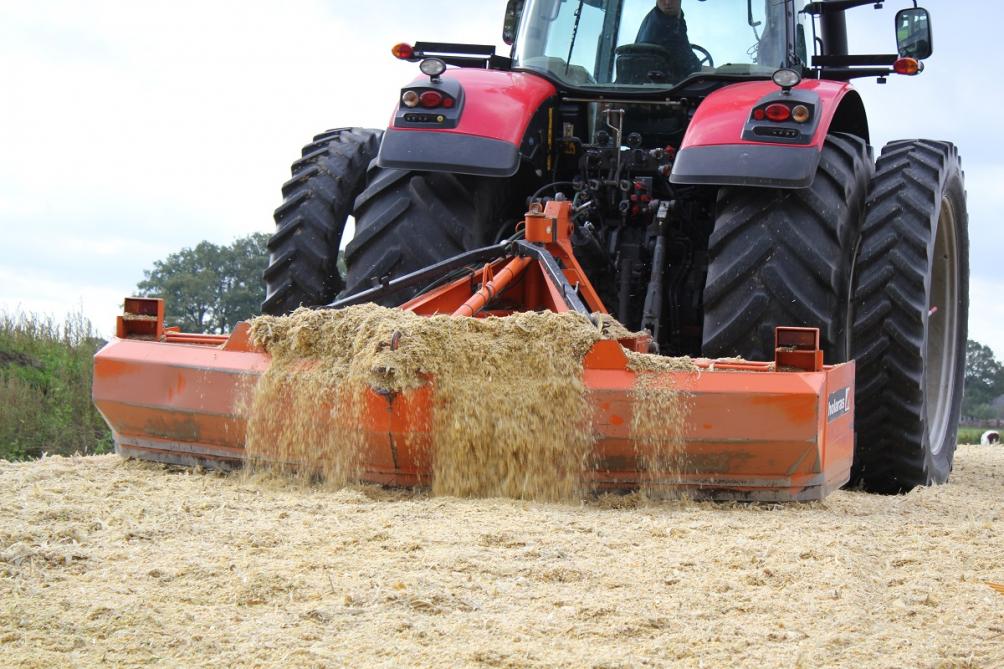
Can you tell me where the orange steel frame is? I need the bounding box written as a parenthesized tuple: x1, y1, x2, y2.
(93, 201, 856, 501)
(402, 201, 607, 318)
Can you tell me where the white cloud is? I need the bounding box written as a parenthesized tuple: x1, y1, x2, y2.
(0, 0, 508, 332)
(0, 266, 124, 337)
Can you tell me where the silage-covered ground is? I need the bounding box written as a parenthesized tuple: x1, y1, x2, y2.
(1, 446, 1002, 668)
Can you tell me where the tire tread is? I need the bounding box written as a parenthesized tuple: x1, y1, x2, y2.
(702, 133, 873, 362)
(262, 127, 383, 315)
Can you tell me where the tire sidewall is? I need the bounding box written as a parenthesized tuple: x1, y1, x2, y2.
(924, 169, 969, 483)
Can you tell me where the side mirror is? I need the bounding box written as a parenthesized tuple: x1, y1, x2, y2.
(503, 0, 525, 46)
(896, 7, 933, 60)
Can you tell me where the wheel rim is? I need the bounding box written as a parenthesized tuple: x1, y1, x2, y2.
(925, 196, 960, 455)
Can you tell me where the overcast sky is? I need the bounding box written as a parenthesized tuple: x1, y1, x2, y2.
(2, 1, 1001, 356)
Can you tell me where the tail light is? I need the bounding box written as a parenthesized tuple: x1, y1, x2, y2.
(419, 91, 443, 108)
(745, 94, 818, 144)
(400, 88, 455, 110)
(752, 103, 813, 125)
(395, 79, 462, 128)
(401, 91, 420, 108)
(765, 104, 791, 123)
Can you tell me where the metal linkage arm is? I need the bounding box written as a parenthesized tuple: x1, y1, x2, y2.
(326, 242, 511, 310)
(513, 240, 593, 317)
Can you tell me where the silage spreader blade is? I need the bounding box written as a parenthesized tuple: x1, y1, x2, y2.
(93, 201, 855, 501)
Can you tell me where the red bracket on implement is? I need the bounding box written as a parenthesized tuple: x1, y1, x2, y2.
(774, 327, 823, 372)
(117, 297, 165, 340)
(524, 203, 560, 244)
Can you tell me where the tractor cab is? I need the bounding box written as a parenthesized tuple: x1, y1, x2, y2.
(511, 0, 810, 90)
(506, 0, 935, 90)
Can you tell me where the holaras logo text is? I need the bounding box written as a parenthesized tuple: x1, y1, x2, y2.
(828, 387, 850, 421)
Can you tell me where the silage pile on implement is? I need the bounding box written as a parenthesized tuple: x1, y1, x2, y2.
(245, 305, 692, 500)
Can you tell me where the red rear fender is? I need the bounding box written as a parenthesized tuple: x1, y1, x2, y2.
(378, 69, 557, 177)
(671, 79, 868, 189)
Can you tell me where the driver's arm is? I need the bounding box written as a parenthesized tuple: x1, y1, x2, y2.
(674, 16, 702, 73)
(681, 43, 701, 73)
(636, 9, 703, 76)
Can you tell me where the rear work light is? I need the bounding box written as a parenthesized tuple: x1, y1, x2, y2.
(772, 68, 802, 90)
(419, 58, 447, 78)
(392, 43, 414, 60)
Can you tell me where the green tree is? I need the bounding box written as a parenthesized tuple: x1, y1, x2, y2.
(963, 340, 1004, 418)
(137, 233, 269, 333)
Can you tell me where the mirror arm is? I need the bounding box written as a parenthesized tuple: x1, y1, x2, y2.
(818, 66, 893, 81)
(804, 1, 889, 15)
(747, 0, 761, 28)
(813, 54, 898, 67)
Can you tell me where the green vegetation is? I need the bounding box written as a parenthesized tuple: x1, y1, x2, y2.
(0, 310, 112, 461)
(137, 233, 269, 333)
(956, 427, 986, 445)
(963, 340, 1004, 421)
(1, 232, 268, 462)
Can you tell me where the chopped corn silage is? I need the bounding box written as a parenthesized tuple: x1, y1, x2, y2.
(246, 305, 620, 501)
(1, 446, 1002, 668)
(629, 368, 694, 498)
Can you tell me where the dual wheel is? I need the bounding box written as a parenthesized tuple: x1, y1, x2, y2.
(703, 135, 968, 493)
(263, 129, 969, 494)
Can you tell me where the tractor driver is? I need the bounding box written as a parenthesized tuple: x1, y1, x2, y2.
(635, 0, 702, 78)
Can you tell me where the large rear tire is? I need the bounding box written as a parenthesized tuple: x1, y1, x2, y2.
(702, 133, 873, 363)
(343, 167, 512, 304)
(851, 140, 969, 493)
(262, 128, 382, 315)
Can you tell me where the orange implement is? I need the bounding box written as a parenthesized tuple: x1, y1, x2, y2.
(94, 320, 854, 502)
(93, 201, 856, 501)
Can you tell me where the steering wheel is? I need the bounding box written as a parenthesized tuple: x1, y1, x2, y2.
(690, 43, 714, 68)
(614, 43, 715, 80)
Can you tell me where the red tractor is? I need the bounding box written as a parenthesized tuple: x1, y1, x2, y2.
(261, 0, 967, 493)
